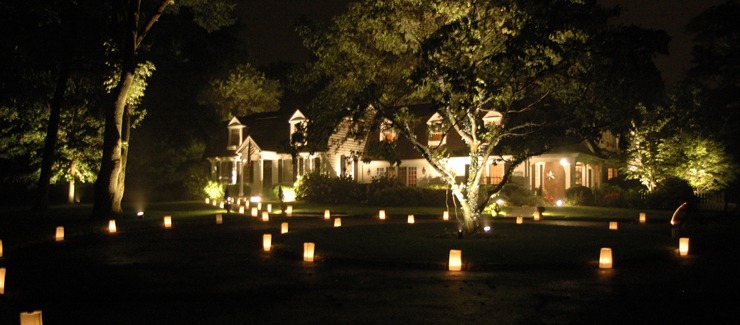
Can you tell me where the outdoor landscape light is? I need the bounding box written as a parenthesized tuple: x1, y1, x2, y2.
(286, 205, 293, 216)
(281, 222, 289, 234)
(324, 209, 331, 220)
(639, 212, 646, 223)
(137, 211, 144, 217)
(556, 200, 563, 207)
(263, 234, 272, 252)
(262, 211, 269, 222)
(407, 214, 415, 224)
(449, 250, 462, 271)
(516, 216, 523, 224)
(609, 221, 618, 230)
(205, 198, 210, 204)
(108, 220, 117, 233)
(334, 218, 342, 227)
(212, 200, 217, 206)
(599, 248, 613, 269)
(219, 202, 224, 209)
(216, 214, 223, 224)
(483, 226, 491, 232)
(239, 206, 245, 214)
(55, 227, 64, 241)
(379, 210, 386, 220)
(679, 237, 690, 256)
(267, 204, 272, 213)
(442, 211, 449, 221)
(0, 239, 3, 258)
(164, 216, 172, 228)
(0, 267, 5, 294)
(251, 207, 258, 217)
(304, 242, 315, 262)
(19, 310, 43, 325)
(533, 211, 541, 221)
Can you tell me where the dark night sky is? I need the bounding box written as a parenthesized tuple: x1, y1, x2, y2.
(237, 0, 725, 86)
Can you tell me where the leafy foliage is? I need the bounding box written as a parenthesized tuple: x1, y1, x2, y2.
(200, 63, 282, 120)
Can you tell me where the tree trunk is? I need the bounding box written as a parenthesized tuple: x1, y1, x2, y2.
(36, 64, 71, 210)
(68, 160, 77, 204)
(91, 69, 134, 219)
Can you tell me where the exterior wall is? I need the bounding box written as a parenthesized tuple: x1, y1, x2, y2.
(326, 119, 367, 179)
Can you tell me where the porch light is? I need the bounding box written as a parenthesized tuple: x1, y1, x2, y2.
(639, 212, 646, 223)
(281, 222, 289, 234)
(379, 210, 386, 220)
(251, 207, 258, 217)
(442, 211, 449, 221)
(263, 234, 272, 252)
(679, 237, 690, 256)
(304, 242, 315, 262)
(0, 267, 5, 294)
(286, 205, 293, 216)
(108, 220, 117, 233)
(609, 221, 618, 230)
(19, 310, 43, 325)
(55, 227, 64, 241)
(449, 249, 462, 271)
(516, 216, 523, 224)
(334, 218, 342, 227)
(216, 214, 223, 224)
(560, 158, 569, 166)
(324, 209, 331, 220)
(262, 211, 269, 222)
(599, 248, 613, 269)
(407, 214, 415, 224)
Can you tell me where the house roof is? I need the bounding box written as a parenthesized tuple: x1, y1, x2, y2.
(238, 111, 292, 153)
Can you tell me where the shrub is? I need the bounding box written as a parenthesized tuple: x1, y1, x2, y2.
(565, 186, 595, 206)
(295, 173, 364, 204)
(592, 184, 626, 208)
(497, 183, 541, 206)
(646, 177, 696, 209)
(367, 186, 447, 207)
(203, 181, 224, 200)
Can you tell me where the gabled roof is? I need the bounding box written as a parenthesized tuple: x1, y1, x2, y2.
(238, 110, 292, 153)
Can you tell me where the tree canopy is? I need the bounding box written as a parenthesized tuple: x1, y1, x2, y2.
(298, 0, 665, 233)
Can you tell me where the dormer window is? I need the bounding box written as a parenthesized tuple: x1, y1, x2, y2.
(380, 119, 397, 143)
(227, 117, 245, 150)
(289, 109, 308, 146)
(426, 113, 446, 146)
(482, 110, 503, 126)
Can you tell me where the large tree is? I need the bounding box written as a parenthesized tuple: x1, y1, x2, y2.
(299, 0, 664, 234)
(92, 0, 236, 218)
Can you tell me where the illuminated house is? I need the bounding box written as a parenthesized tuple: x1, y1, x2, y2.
(207, 107, 619, 202)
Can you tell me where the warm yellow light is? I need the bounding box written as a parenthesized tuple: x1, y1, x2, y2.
(0, 239, 3, 258)
(334, 218, 342, 227)
(263, 234, 272, 252)
(262, 211, 269, 222)
(407, 214, 415, 224)
(55, 226, 64, 242)
(212, 200, 217, 206)
(238, 206, 245, 214)
(250, 196, 261, 203)
(449, 249, 462, 271)
(108, 220, 117, 233)
(304, 242, 315, 262)
(639, 212, 646, 223)
(251, 207, 258, 217)
(281, 222, 289, 234)
(324, 209, 331, 220)
(599, 247, 613, 269)
(267, 204, 272, 213)
(286, 205, 293, 216)
(216, 214, 223, 224)
(257, 202, 262, 210)
(378, 210, 386, 220)
(219, 202, 225, 209)
(516, 216, 523, 224)
(163, 216, 172, 228)
(0, 267, 5, 295)
(609, 221, 618, 230)
(679, 237, 690, 256)
(533, 211, 541, 221)
(205, 198, 210, 204)
(19, 310, 43, 325)
(443, 211, 449, 221)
